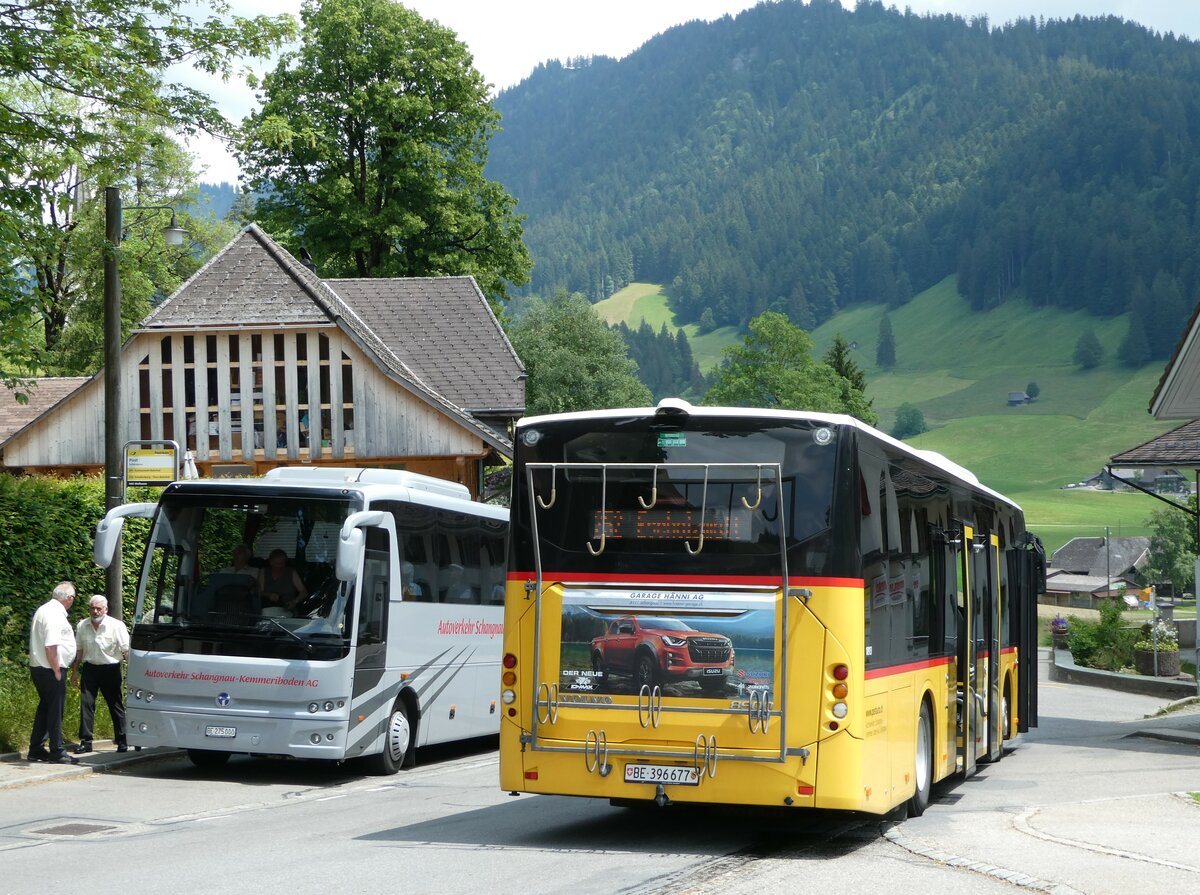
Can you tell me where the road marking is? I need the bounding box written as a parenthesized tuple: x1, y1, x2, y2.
(884, 823, 1075, 894)
(1013, 805, 1200, 873)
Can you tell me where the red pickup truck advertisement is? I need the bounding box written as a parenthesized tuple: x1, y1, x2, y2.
(558, 588, 775, 700)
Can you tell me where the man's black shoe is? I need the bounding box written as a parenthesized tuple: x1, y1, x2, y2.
(47, 754, 79, 765)
(74, 743, 92, 754)
(115, 744, 128, 753)
(26, 751, 49, 762)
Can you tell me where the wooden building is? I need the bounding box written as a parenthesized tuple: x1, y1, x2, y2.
(0, 225, 525, 497)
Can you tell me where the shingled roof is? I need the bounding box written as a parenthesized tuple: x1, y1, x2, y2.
(1110, 419, 1200, 468)
(0, 378, 88, 444)
(325, 277, 524, 415)
(1049, 536, 1150, 578)
(138, 224, 521, 453)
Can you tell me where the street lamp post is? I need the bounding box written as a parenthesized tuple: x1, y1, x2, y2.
(102, 186, 187, 616)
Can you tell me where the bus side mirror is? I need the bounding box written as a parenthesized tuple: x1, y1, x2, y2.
(93, 503, 157, 568)
(336, 528, 364, 581)
(336, 510, 387, 581)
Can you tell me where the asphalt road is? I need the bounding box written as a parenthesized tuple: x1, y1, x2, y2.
(1, 653, 1197, 895)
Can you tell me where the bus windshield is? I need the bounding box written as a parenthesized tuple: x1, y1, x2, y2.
(513, 415, 846, 578)
(133, 489, 361, 660)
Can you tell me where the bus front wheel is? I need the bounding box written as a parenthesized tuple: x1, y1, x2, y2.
(908, 702, 933, 817)
(370, 700, 415, 775)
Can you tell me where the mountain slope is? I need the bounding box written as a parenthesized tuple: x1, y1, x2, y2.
(490, 0, 1200, 359)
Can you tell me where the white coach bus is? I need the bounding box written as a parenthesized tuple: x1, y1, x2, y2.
(94, 467, 507, 772)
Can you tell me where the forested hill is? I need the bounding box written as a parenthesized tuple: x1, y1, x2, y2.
(488, 0, 1200, 363)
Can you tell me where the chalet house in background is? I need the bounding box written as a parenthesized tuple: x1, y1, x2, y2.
(1042, 535, 1150, 609)
(0, 225, 525, 498)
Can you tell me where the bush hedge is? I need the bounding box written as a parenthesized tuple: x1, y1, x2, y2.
(0, 473, 150, 751)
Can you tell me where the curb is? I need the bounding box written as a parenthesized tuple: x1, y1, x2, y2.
(1049, 647, 1198, 700)
(0, 745, 180, 791)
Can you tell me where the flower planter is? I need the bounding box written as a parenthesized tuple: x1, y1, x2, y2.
(1134, 647, 1180, 677)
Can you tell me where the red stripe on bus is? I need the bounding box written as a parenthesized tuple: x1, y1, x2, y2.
(506, 571, 865, 588)
(864, 656, 952, 679)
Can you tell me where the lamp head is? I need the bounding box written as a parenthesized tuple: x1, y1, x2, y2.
(162, 212, 188, 247)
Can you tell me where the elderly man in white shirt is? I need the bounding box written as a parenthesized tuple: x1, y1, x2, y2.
(27, 581, 78, 764)
(70, 594, 131, 754)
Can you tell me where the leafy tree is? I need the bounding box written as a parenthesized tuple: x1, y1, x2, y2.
(891, 403, 927, 440)
(876, 315, 896, 369)
(1025, 381, 1040, 400)
(0, 1, 294, 382)
(507, 291, 651, 415)
(1144, 495, 1197, 596)
(1073, 329, 1103, 369)
(703, 311, 878, 425)
(239, 0, 530, 307)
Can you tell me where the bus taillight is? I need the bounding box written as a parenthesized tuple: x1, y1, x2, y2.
(828, 663, 850, 730)
(503, 653, 517, 668)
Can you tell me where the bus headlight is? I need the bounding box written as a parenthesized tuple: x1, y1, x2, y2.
(308, 702, 319, 713)
(501, 689, 516, 704)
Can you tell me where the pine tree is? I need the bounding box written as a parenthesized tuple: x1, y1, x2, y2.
(824, 333, 868, 393)
(1119, 314, 1151, 368)
(1073, 330, 1103, 369)
(876, 315, 896, 369)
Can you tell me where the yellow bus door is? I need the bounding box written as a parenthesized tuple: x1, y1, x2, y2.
(983, 533, 1004, 762)
(956, 524, 981, 776)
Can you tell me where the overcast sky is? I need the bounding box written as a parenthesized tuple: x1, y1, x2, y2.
(180, 0, 1200, 184)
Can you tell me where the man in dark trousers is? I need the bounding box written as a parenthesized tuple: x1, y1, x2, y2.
(27, 581, 78, 764)
(70, 594, 130, 753)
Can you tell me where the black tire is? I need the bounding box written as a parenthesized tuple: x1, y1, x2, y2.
(591, 651, 609, 683)
(907, 702, 933, 817)
(368, 699, 415, 775)
(187, 748, 231, 770)
(633, 652, 657, 689)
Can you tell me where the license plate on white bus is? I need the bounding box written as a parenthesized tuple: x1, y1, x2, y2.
(205, 726, 236, 738)
(624, 763, 700, 785)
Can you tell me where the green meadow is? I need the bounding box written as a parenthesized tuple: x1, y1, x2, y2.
(596, 278, 1180, 556)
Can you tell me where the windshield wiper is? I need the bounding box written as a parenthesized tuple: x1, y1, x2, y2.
(145, 623, 187, 645)
(259, 616, 313, 655)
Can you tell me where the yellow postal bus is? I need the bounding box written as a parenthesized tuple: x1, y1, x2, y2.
(499, 400, 1043, 815)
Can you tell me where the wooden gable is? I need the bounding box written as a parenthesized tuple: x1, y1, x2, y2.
(0, 225, 521, 496)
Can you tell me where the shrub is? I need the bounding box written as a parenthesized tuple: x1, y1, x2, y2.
(0, 664, 114, 754)
(0, 473, 147, 750)
(1066, 599, 1137, 671)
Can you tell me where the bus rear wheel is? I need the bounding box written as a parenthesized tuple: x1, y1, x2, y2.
(369, 700, 415, 775)
(187, 748, 231, 770)
(908, 702, 933, 817)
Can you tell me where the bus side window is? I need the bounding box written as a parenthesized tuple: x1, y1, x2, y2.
(358, 529, 390, 643)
